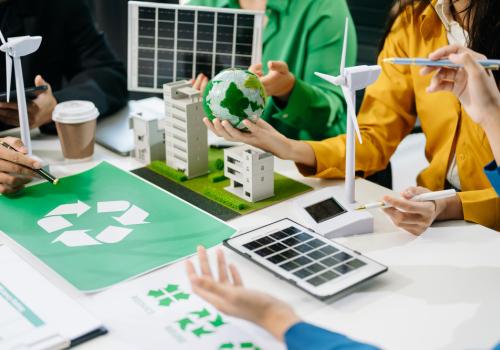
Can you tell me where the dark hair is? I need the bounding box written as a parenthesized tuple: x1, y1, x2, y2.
(380, 0, 500, 83)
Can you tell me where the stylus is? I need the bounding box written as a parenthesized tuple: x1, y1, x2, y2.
(0, 141, 59, 185)
(383, 58, 500, 70)
(356, 189, 457, 210)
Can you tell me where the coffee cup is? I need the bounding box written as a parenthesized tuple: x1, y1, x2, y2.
(52, 101, 99, 160)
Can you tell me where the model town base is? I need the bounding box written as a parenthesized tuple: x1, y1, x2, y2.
(133, 148, 312, 221)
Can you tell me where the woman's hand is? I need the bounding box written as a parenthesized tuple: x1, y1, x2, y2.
(203, 117, 316, 166)
(422, 45, 500, 127)
(186, 246, 300, 341)
(382, 186, 461, 235)
(249, 61, 296, 104)
(0, 137, 40, 194)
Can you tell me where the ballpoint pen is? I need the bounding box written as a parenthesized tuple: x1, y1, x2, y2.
(356, 189, 457, 210)
(0, 141, 59, 185)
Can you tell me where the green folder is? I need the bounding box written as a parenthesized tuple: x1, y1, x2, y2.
(0, 162, 236, 292)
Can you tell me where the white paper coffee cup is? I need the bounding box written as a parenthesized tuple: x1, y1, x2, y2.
(52, 101, 99, 160)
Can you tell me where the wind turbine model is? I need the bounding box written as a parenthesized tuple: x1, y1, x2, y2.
(315, 18, 381, 204)
(0, 30, 42, 156)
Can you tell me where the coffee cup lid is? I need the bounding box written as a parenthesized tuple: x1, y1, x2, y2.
(52, 101, 99, 124)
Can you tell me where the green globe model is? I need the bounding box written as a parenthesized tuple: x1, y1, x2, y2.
(203, 69, 266, 129)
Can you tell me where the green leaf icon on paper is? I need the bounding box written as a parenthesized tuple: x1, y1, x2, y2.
(218, 342, 262, 350)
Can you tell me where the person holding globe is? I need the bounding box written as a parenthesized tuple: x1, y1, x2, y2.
(204, 0, 500, 233)
(188, 0, 357, 142)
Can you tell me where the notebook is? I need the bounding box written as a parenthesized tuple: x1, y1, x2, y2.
(0, 245, 106, 350)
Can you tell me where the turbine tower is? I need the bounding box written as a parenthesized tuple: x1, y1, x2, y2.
(0, 30, 42, 156)
(315, 18, 381, 204)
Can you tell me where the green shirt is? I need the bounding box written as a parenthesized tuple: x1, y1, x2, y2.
(188, 0, 357, 140)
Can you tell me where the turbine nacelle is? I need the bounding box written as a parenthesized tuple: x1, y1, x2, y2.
(0, 36, 42, 57)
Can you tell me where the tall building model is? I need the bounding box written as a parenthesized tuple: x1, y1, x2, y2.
(224, 145, 274, 202)
(160, 81, 208, 179)
(129, 112, 165, 164)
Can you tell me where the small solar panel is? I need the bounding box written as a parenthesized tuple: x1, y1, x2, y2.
(128, 1, 265, 93)
(224, 219, 388, 299)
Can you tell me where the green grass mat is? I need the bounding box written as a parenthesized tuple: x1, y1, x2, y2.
(147, 148, 312, 216)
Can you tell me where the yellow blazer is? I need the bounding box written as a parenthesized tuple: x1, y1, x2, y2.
(301, 3, 500, 230)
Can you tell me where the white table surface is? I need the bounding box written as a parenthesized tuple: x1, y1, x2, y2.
(2, 133, 499, 350)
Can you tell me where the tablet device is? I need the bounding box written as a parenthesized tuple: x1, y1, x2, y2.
(224, 219, 387, 299)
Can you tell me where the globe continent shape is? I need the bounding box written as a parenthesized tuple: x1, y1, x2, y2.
(203, 69, 266, 129)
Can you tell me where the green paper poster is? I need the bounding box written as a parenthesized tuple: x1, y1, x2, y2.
(0, 162, 236, 292)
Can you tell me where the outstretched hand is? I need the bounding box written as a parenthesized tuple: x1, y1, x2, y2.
(186, 246, 300, 341)
(249, 61, 296, 103)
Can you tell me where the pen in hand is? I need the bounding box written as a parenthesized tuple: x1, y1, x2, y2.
(0, 141, 59, 185)
(356, 189, 457, 210)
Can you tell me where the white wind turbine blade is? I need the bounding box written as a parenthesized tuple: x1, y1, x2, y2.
(342, 85, 362, 144)
(0, 30, 10, 102)
(339, 17, 349, 74)
(0, 29, 6, 45)
(6, 54, 11, 102)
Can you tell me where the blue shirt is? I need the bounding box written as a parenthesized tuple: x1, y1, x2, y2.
(285, 322, 499, 350)
(285, 322, 380, 350)
(485, 161, 500, 196)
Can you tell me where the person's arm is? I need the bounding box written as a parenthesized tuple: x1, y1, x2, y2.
(285, 322, 380, 350)
(49, 0, 127, 117)
(186, 246, 380, 350)
(261, 0, 357, 140)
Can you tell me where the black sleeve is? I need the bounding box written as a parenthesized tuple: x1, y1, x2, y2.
(51, 0, 127, 118)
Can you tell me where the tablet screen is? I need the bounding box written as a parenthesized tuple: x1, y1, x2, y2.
(305, 198, 347, 223)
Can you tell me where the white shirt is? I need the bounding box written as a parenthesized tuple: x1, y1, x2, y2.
(435, 0, 468, 190)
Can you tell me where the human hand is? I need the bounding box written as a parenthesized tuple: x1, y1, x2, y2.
(186, 246, 300, 341)
(382, 187, 446, 235)
(191, 73, 209, 94)
(0, 75, 57, 129)
(249, 61, 296, 103)
(422, 45, 500, 127)
(0, 137, 41, 194)
(204, 117, 299, 160)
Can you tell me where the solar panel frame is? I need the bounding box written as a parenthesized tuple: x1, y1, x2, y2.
(128, 1, 265, 93)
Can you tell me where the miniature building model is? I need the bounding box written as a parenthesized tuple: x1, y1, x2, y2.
(160, 81, 208, 179)
(224, 145, 274, 202)
(130, 112, 165, 164)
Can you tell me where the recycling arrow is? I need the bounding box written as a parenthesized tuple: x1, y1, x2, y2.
(165, 284, 179, 293)
(192, 327, 213, 338)
(38, 216, 72, 233)
(46, 201, 90, 218)
(97, 201, 131, 213)
(210, 314, 226, 328)
(173, 292, 190, 301)
(113, 205, 149, 225)
(177, 318, 193, 331)
(148, 290, 164, 298)
(52, 230, 102, 247)
(191, 308, 210, 319)
(95, 226, 133, 244)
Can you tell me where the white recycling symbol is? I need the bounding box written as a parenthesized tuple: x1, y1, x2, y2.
(37, 201, 150, 248)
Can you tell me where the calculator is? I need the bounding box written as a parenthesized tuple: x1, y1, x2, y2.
(224, 219, 387, 299)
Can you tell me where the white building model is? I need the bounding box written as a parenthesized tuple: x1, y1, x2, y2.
(160, 81, 208, 179)
(130, 112, 165, 164)
(224, 145, 274, 202)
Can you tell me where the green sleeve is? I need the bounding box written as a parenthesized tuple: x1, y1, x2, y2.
(266, 1, 357, 139)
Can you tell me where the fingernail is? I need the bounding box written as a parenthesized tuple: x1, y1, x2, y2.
(18, 146, 27, 153)
(33, 162, 41, 169)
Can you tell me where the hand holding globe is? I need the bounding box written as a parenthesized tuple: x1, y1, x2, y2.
(202, 69, 267, 130)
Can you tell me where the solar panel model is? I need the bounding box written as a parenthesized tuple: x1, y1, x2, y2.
(224, 219, 387, 299)
(128, 1, 265, 93)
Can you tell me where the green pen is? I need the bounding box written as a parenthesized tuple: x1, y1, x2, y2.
(0, 141, 59, 185)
